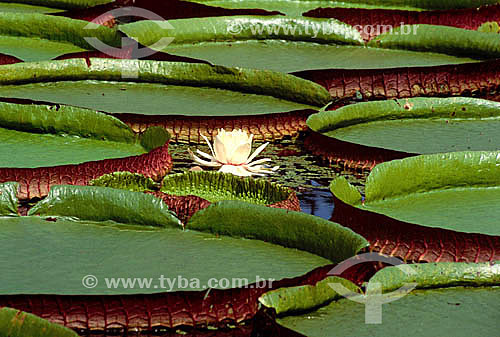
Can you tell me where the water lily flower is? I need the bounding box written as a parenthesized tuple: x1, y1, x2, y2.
(188, 129, 279, 176)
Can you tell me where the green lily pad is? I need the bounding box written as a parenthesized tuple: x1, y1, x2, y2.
(277, 261, 500, 337)
(0, 59, 329, 115)
(119, 17, 478, 72)
(161, 171, 293, 205)
(368, 261, 500, 293)
(369, 24, 500, 59)
(307, 97, 500, 154)
(330, 151, 500, 236)
(0, 0, 114, 10)
(0, 307, 78, 337)
(259, 276, 361, 315)
(28, 185, 181, 228)
(0, 13, 120, 61)
(181, 0, 500, 16)
(0, 182, 19, 216)
(90, 172, 160, 192)
(278, 287, 500, 336)
(0, 216, 330, 294)
(187, 200, 369, 263)
(0, 102, 165, 168)
(0, 2, 64, 13)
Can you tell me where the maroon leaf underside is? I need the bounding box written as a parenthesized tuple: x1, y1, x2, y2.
(331, 195, 500, 263)
(147, 188, 301, 225)
(305, 5, 500, 41)
(0, 142, 172, 200)
(296, 59, 500, 102)
(0, 262, 374, 333)
(119, 110, 312, 144)
(0, 53, 22, 65)
(303, 131, 413, 171)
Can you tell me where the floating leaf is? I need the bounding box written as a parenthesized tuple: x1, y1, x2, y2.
(0, 307, 78, 337)
(187, 200, 369, 263)
(28, 185, 181, 227)
(90, 172, 160, 192)
(0, 13, 120, 61)
(0, 182, 19, 216)
(307, 97, 500, 155)
(119, 16, 479, 72)
(331, 151, 500, 236)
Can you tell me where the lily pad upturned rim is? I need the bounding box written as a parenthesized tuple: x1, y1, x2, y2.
(330, 150, 500, 236)
(369, 24, 500, 59)
(0, 0, 115, 9)
(307, 97, 500, 134)
(0, 58, 331, 107)
(0, 182, 19, 216)
(0, 12, 120, 61)
(118, 15, 364, 47)
(180, 0, 500, 14)
(161, 171, 296, 205)
(187, 200, 369, 264)
(28, 184, 181, 228)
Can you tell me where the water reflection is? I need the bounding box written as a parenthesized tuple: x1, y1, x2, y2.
(297, 180, 335, 220)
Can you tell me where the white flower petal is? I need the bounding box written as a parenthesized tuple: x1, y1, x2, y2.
(201, 134, 216, 158)
(245, 142, 269, 164)
(227, 141, 252, 165)
(188, 149, 221, 167)
(196, 149, 215, 161)
(247, 158, 272, 166)
(218, 164, 253, 176)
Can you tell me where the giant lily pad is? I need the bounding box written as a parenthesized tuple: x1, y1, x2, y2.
(161, 171, 297, 205)
(0, 102, 171, 199)
(0, 307, 78, 337)
(0, 0, 114, 9)
(0, 58, 329, 142)
(119, 16, 480, 73)
(0, 216, 332, 295)
(330, 151, 500, 236)
(0, 2, 64, 13)
(271, 261, 500, 337)
(0, 13, 120, 61)
(187, 200, 369, 264)
(28, 185, 182, 227)
(307, 97, 500, 155)
(180, 0, 500, 16)
(0, 182, 19, 216)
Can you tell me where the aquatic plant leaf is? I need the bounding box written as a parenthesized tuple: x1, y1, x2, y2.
(0, 307, 78, 337)
(28, 185, 181, 227)
(369, 24, 500, 59)
(187, 200, 369, 264)
(307, 97, 500, 154)
(368, 261, 500, 293)
(306, 6, 500, 41)
(181, 0, 500, 16)
(0, 59, 330, 107)
(90, 172, 159, 192)
(0, 13, 120, 61)
(161, 171, 294, 205)
(278, 286, 500, 336)
(259, 276, 360, 315)
(0, 2, 64, 13)
(0, 216, 329, 295)
(331, 151, 500, 236)
(0, 182, 19, 216)
(119, 17, 478, 72)
(0, 0, 114, 9)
